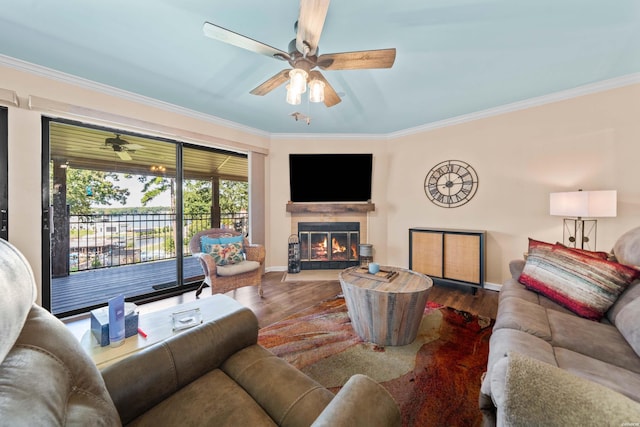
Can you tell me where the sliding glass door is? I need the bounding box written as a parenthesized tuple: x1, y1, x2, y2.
(181, 144, 249, 283)
(43, 118, 249, 317)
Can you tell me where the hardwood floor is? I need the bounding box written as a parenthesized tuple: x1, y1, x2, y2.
(139, 271, 499, 328)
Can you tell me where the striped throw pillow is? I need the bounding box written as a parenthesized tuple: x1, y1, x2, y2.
(519, 244, 640, 320)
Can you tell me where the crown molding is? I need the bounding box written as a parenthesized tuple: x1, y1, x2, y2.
(0, 54, 269, 138)
(2, 54, 639, 141)
(270, 131, 390, 140)
(389, 73, 640, 139)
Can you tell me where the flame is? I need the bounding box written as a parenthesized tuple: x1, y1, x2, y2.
(332, 237, 346, 254)
(351, 243, 357, 258)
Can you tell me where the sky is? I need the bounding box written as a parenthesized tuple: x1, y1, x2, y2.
(93, 173, 172, 209)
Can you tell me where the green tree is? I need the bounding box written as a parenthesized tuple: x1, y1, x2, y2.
(139, 176, 174, 211)
(183, 180, 212, 216)
(168, 179, 248, 215)
(66, 168, 129, 214)
(219, 180, 248, 212)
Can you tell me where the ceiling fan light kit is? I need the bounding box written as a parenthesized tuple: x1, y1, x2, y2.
(202, 0, 396, 110)
(289, 68, 308, 94)
(286, 71, 326, 105)
(285, 84, 302, 105)
(308, 79, 325, 103)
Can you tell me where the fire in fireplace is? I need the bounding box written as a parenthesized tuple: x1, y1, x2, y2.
(298, 222, 360, 270)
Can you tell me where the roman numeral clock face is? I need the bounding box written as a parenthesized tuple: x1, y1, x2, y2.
(424, 160, 479, 208)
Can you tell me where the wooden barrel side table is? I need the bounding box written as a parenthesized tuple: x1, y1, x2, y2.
(339, 266, 433, 346)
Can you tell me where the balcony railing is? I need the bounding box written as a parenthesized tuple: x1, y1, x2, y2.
(67, 212, 248, 272)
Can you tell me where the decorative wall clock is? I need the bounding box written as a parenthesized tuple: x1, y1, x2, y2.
(424, 160, 479, 208)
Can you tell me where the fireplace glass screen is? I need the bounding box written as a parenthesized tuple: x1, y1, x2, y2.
(298, 222, 360, 270)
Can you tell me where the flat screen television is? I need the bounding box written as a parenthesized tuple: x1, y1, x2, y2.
(289, 153, 373, 202)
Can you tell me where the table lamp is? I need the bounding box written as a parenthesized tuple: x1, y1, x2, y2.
(549, 190, 617, 250)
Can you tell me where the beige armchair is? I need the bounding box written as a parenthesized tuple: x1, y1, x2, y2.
(189, 228, 265, 298)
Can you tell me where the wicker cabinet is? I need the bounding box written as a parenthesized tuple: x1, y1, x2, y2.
(409, 228, 486, 291)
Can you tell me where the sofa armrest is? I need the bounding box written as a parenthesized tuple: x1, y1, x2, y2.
(492, 352, 640, 427)
(509, 259, 525, 280)
(101, 296, 258, 424)
(311, 374, 401, 427)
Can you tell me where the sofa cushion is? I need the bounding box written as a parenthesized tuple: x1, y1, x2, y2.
(498, 280, 539, 305)
(128, 369, 277, 426)
(519, 244, 639, 320)
(608, 280, 640, 325)
(222, 345, 335, 426)
(613, 226, 640, 268)
(217, 260, 260, 277)
(209, 242, 245, 266)
(493, 297, 552, 341)
(555, 348, 640, 403)
(616, 297, 640, 359)
(481, 328, 557, 397)
(546, 309, 640, 374)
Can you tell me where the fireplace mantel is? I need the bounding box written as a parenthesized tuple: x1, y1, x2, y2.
(286, 202, 375, 214)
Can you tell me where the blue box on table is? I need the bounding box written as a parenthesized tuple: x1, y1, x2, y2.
(90, 302, 139, 347)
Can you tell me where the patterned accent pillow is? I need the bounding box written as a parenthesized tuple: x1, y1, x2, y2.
(519, 244, 640, 320)
(209, 242, 244, 266)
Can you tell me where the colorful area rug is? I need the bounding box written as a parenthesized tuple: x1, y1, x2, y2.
(258, 296, 493, 427)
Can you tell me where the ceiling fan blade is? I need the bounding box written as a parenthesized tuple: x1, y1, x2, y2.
(123, 144, 144, 151)
(296, 0, 330, 56)
(317, 48, 396, 70)
(250, 69, 291, 96)
(308, 71, 341, 107)
(117, 151, 132, 161)
(203, 22, 290, 60)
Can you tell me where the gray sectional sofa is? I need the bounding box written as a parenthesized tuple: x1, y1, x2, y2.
(480, 226, 640, 426)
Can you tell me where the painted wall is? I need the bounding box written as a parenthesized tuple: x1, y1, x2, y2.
(3, 61, 639, 302)
(1, 63, 269, 305)
(270, 84, 640, 286)
(267, 137, 390, 272)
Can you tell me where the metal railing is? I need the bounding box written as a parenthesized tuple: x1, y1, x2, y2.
(68, 212, 248, 272)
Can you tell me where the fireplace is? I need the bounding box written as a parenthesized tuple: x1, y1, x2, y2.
(298, 222, 360, 270)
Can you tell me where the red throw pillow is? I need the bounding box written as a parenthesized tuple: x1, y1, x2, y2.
(527, 238, 609, 260)
(519, 243, 640, 320)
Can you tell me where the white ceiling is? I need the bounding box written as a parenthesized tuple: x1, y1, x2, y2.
(1, 0, 639, 135)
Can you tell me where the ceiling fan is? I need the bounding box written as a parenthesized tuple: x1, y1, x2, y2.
(103, 135, 144, 161)
(202, 0, 396, 107)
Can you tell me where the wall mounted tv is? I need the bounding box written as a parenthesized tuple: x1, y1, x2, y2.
(289, 153, 373, 203)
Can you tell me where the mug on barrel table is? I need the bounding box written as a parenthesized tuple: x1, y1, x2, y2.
(368, 262, 380, 274)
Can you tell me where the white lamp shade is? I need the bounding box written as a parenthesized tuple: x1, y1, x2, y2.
(549, 190, 617, 218)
